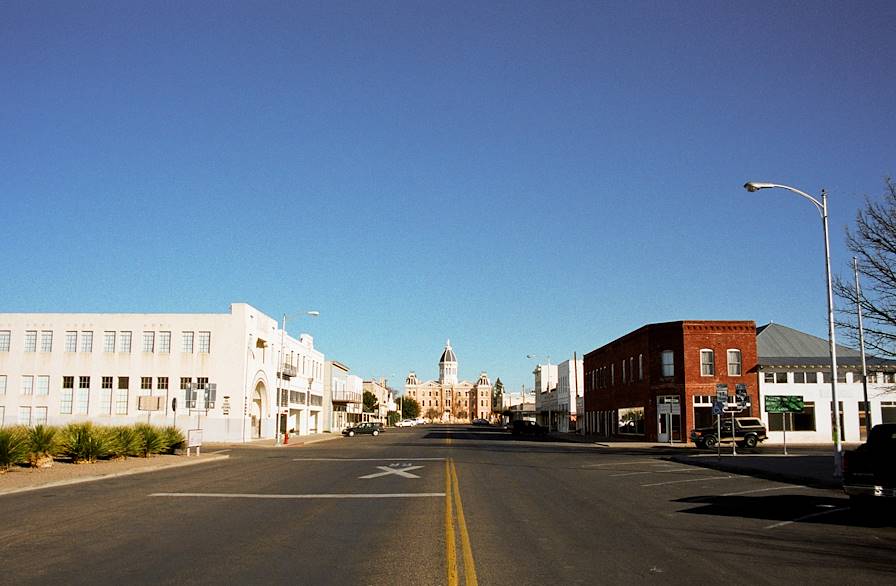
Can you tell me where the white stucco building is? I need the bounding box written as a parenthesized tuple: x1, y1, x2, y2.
(0, 303, 326, 442)
(533, 359, 582, 432)
(326, 360, 363, 431)
(757, 323, 896, 444)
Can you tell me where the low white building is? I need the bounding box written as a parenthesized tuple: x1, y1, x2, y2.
(757, 323, 896, 444)
(326, 360, 363, 432)
(534, 360, 582, 432)
(0, 303, 326, 443)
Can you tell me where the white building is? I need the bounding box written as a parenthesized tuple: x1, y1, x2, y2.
(757, 323, 896, 444)
(0, 303, 326, 443)
(533, 360, 582, 432)
(325, 360, 363, 431)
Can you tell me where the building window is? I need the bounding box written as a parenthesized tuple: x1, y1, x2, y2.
(34, 406, 48, 426)
(36, 375, 49, 396)
(198, 331, 211, 353)
(61, 376, 74, 414)
(661, 350, 674, 378)
(22, 375, 34, 395)
(142, 332, 155, 353)
(881, 402, 896, 424)
(180, 377, 192, 391)
(65, 331, 78, 352)
(118, 331, 132, 353)
(141, 376, 152, 390)
(159, 331, 171, 353)
(103, 331, 115, 352)
(77, 376, 90, 415)
(157, 377, 169, 391)
(116, 377, 129, 415)
(768, 402, 816, 431)
(699, 350, 715, 376)
(25, 331, 37, 352)
(0, 375, 6, 395)
(638, 354, 644, 381)
(0, 330, 10, 352)
(182, 332, 194, 353)
(727, 350, 742, 376)
(18, 406, 32, 426)
(40, 331, 53, 352)
(101, 376, 113, 415)
(81, 331, 93, 352)
(793, 371, 809, 384)
(621, 360, 626, 383)
(618, 407, 645, 435)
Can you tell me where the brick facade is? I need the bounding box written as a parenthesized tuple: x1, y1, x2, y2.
(582, 321, 757, 442)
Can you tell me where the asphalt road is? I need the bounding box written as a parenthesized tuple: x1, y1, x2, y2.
(1, 425, 894, 585)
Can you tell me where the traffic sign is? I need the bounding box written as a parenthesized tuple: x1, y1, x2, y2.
(765, 395, 805, 413)
(715, 383, 728, 402)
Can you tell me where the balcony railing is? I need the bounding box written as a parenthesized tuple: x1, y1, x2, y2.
(332, 390, 362, 404)
(280, 363, 298, 378)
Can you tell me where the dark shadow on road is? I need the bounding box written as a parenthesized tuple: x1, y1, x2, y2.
(675, 493, 896, 528)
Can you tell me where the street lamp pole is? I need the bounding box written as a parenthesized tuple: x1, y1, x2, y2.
(275, 310, 319, 446)
(744, 182, 843, 477)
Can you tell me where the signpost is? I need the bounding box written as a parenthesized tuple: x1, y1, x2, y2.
(765, 395, 805, 455)
(715, 385, 728, 459)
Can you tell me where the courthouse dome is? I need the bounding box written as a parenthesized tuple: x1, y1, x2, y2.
(439, 339, 457, 364)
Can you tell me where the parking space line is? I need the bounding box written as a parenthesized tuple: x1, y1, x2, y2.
(150, 492, 445, 499)
(764, 507, 849, 529)
(641, 476, 735, 487)
(582, 460, 660, 468)
(293, 458, 446, 462)
(722, 485, 809, 496)
(610, 468, 697, 477)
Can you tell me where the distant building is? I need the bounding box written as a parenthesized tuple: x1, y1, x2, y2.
(532, 359, 583, 432)
(0, 303, 325, 442)
(756, 323, 896, 443)
(404, 340, 492, 422)
(583, 321, 758, 442)
(325, 360, 363, 432)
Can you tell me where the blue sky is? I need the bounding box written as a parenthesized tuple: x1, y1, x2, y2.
(2, 1, 894, 396)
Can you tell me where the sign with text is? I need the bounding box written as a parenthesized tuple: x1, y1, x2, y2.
(765, 395, 805, 413)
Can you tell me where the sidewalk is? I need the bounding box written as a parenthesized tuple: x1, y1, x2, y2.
(204, 431, 343, 450)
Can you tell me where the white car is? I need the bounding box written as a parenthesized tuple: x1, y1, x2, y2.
(396, 419, 417, 427)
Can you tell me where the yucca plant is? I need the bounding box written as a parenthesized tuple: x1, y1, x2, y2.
(26, 424, 58, 468)
(160, 426, 185, 454)
(133, 423, 166, 457)
(0, 426, 29, 471)
(107, 426, 141, 458)
(59, 422, 110, 463)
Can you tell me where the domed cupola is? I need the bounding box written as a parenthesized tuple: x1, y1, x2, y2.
(439, 339, 458, 385)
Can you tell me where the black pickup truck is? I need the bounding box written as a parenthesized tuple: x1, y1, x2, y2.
(843, 423, 896, 504)
(690, 417, 768, 449)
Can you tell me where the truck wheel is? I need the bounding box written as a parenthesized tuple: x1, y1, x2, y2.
(372, 430, 379, 436)
(348, 431, 355, 437)
(743, 435, 758, 448)
(703, 435, 718, 449)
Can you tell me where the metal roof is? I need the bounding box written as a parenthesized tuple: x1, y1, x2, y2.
(756, 322, 895, 368)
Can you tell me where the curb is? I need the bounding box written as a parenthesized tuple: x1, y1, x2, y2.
(0, 454, 230, 497)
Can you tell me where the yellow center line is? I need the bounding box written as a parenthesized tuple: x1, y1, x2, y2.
(445, 459, 458, 586)
(451, 459, 478, 586)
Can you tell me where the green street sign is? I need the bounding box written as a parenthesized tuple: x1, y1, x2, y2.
(765, 395, 804, 413)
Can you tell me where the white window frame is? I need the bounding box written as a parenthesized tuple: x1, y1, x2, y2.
(40, 331, 53, 352)
(0, 330, 10, 352)
(18, 406, 32, 426)
(103, 331, 115, 352)
(182, 331, 194, 353)
(0, 375, 6, 395)
(198, 331, 211, 353)
(159, 331, 171, 353)
(80, 331, 93, 352)
(33, 406, 48, 426)
(22, 375, 34, 395)
(700, 349, 715, 377)
(25, 331, 37, 352)
(65, 331, 78, 352)
(36, 375, 49, 396)
(118, 331, 132, 353)
(661, 350, 674, 378)
(142, 331, 155, 353)
(727, 349, 742, 376)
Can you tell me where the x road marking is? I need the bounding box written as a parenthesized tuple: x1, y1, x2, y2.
(359, 464, 424, 479)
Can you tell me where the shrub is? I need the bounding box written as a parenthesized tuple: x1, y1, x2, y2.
(161, 426, 185, 453)
(107, 426, 141, 458)
(0, 426, 29, 471)
(59, 422, 110, 463)
(133, 423, 166, 457)
(26, 425, 59, 468)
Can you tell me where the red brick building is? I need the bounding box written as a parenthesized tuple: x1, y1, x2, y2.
(582, 321, 758, 442)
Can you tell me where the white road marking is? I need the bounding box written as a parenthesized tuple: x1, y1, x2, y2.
(610, 468, 697, 477)
(642, 475, 735, 487)
(150, 492, 444, 499)
(359, 465, 424, 479)
(582, 460, 660, 468)
(764, 507, 849, 529)
(293, 458, 446, 462)
(722, 485, 809, 496)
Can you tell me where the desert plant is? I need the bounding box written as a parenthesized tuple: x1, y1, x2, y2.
(160, 426, 185, 453)
(26, 424, 58, 468)
(59, 422, 110, 463)
(133, 423, 166, 457)
(0, 426, 30, 471)
(107, 426, 141, 458)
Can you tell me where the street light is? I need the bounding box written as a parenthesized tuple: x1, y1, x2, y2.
(276, 310, 320, 446)
(743, 181, 843, 477)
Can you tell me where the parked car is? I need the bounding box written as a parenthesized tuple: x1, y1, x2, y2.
(511, 420, 548, 436)
(342, 422, 385, 437)
(690, 417, 768, 449)
(395, 419, 417, 427)
(472, 418, 490, 426)
(414, 417, 426, 425)
(843, 423, 896, 506)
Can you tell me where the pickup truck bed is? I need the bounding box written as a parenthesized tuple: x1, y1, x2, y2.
(843, 423, 896, 500)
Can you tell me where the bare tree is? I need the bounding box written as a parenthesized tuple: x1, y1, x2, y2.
(834, 177, 896, 358)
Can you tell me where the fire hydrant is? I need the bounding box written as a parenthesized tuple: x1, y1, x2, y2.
(283, 432, 289, 444)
